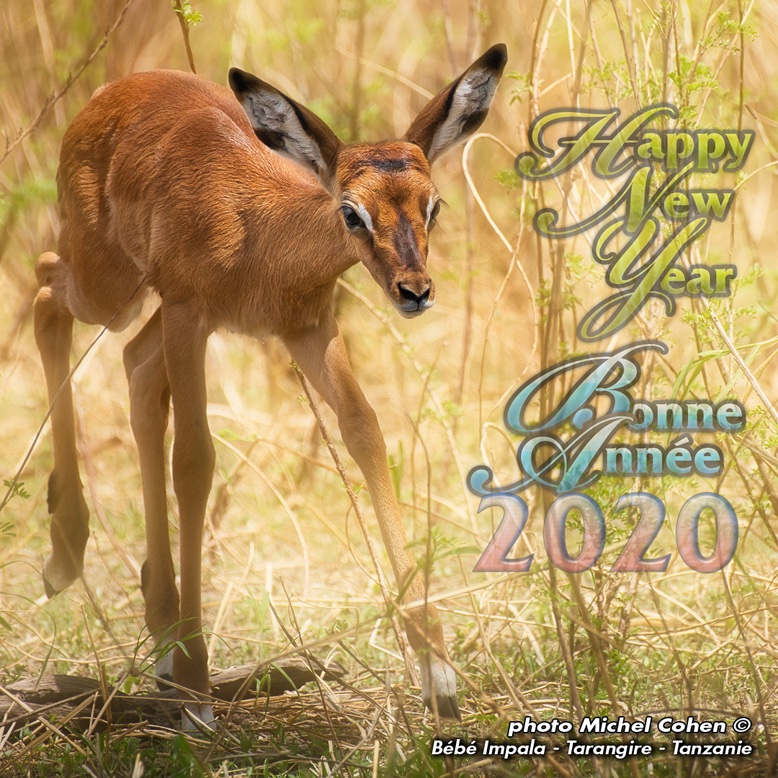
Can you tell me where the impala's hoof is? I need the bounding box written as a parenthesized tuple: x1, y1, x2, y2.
(181, 702, 215, 733)
(433, 692, 461, 721)
(42, 572, 59, 599)
(420, 658, 460, 720)
(154, 652, 174, 691)
(42, 555, 80, 598)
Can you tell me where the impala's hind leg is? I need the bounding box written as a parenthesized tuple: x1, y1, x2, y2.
(34, 253, 90, 596)
(123, 308, 179, 688)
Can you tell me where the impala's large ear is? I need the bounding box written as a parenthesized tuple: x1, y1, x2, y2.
(229, 68, 343, 178)
(404, 44, 507, 164)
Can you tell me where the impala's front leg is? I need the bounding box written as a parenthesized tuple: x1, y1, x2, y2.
(161, 300, 215, 729)
(284, 315, 459, 719)
(123, 308, 179, 686)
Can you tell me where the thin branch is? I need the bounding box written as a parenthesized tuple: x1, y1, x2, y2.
(290, 362, 412, 676)
(172, 0, 198, 74)
(0, 0, 136, 165)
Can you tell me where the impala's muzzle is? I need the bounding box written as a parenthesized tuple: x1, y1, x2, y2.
(395, 277, 435, 317)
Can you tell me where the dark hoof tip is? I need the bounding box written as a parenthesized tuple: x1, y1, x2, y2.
(42, 575, 60, 599)
(438, 695, 461, 721)
(425, 695, 461, 721)
(156, 673, 174, 692)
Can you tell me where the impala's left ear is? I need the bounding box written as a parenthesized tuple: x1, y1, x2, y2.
(404, 44, 507, 164)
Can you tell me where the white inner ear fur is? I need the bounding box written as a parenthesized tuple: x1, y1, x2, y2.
(242, 91, 325, 172)
(427, 69, 498, 161)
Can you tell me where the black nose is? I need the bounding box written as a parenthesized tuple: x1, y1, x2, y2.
(398, 283, 431, 305)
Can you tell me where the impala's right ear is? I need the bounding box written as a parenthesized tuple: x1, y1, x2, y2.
(404, 44, 507, 164)
(229, 68, 343, 179)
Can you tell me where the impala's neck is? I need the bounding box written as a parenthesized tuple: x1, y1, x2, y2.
(221, 178, 360, 338)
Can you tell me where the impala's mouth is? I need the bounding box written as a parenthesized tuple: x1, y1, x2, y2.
(395, 297, 436, 318)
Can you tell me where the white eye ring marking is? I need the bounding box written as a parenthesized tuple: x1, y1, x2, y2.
(355, 202, 373, 233)
(426, 197, 439, 229)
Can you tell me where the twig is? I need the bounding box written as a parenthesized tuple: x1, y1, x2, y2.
(0, 0, 136, 165)
(172, 0, 198, 74)
(290, 362, 412, 674)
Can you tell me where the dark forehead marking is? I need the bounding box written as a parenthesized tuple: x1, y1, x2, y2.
(339, 142, 430, 181)
(369, 156, 413, 172)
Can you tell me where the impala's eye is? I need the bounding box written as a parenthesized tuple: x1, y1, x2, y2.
(342, 204, 367, 231)
(429, 200, 441, 224)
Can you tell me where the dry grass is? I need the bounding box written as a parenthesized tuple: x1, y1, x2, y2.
(1, 0, 778, 775)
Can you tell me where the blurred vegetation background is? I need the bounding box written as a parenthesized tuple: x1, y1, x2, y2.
(1, 0, 778, 775)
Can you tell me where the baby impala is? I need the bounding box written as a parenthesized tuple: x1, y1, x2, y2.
(34, 44, 507, 728)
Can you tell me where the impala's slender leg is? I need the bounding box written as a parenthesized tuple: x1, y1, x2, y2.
(122, 308, 179, 685)
(34, 253, 90, 596)
(283, 314, 459, 719)
(161, 300, 215, 728)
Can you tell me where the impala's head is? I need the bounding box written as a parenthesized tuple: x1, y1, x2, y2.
(229, 44, 507, 318)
